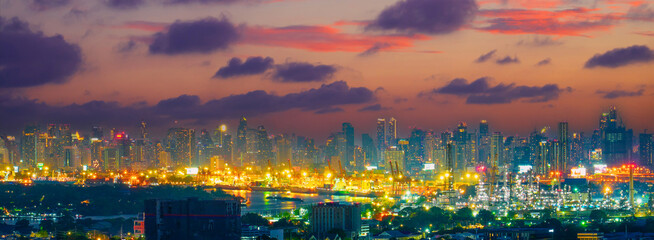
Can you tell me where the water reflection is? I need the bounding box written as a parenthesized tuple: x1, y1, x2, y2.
(224, 190, 373, 214)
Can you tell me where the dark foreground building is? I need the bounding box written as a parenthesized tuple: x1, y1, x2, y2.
(144, 198, 241, 240)
(310, 202, 361, 239)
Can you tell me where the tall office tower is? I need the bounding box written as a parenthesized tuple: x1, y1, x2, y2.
(139, 120, 148, 139)
(386, 146, 405, 173)
(221, 134, 233, 165)
(423, 130, 436, 163)
(361, 134, 376, 168)
(387, 117, 397, 147)
(490, 132, 504, 168)
(376, 118, 386, 153)
(558, 122, 569, 172)
(453, 122, 469, 171)
(513, 137, 530, 166)
(354, 146, 364, 170)
(600, 107, 633, 165)
(197, 129, 214, 167)
(570, 132, 586, 165)
(407, 128, 425, 173)
(640, 130, 653, 167)
(310, 202, 361, 240)
(478, 120, 491, 165)
(529, 129, 546, 168)
(255, 126, 273, 167)
(21, 124, 39, 167)
(342, 122, 354, 169)
(235, 116, 247, 166)
(113, 132, 132, 169)
(166, 128, 194, 167)
(275, 135, 292, 168)
(91, 126, 104, 140)
(145, 198, 241, 240)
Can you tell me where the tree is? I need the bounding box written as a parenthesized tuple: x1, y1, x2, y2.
(14, 219, 32, 235)
(40, 219, 55, 232)
(242, 213, 270, 226)
(589, 210, 608, 223)
(476, 209, 495, 225)
(453, 207, 474, 224)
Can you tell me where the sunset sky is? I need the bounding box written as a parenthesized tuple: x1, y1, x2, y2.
(0, 0, 652, 140)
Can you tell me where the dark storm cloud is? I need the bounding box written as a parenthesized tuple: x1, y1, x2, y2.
(596, 89, 645, 99)
(214, 57, 274, 78)
(366, 0, 478, 34)
(31, 0, 70, 11)
(626, 4, 654, 21)
(584, 45, 654, 68)
(496, 56, 520, 64)
(424, 77, 565, 104)
(149, 17, 239, 55)
(115, 40, 137, 53)
(357, 104, 391, 112)
(0, 17, 82, 88)
(272, 62, 337, 82)
(0, 81, 374, 132)
(475, 49, 496, 63)
(105, 0, 145, 9)
(536, 58, 551, 66)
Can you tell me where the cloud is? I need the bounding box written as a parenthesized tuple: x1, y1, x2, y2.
(213, 56, 274, 78)
(423, 77, 565, 104)
(149, 17, 239, 55)
(115, 40, 137, 53)
(626, 4, 654, 21)
(242, 24, 428, 53)
(314, 107, 344, 114)
(496, 56, 520, 64)
(0, 81, 375, 132)
(476, 49, 497, 63)
(31, 0, 70, 11)
(272, 62, 337, 82)
(596, 89, 645, 99)
(478, 8, 620, 36)
(584, 45, 654, 68)
(359, 43, 392, 57)
(357, 104, 391, 112)
(163, 0, 241, 4)
(394, 97, 408, 104)
(0, 17, 82, 88)
(366, 0, 478, 34)
(536, 58, 551, 66)
(516, 36, 563, 47)
(105, 0, 145, 9)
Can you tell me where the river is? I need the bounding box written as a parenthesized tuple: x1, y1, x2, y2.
(223, 190, 374, 215)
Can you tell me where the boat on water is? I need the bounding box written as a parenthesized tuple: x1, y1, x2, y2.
(265, 195, 304, 202)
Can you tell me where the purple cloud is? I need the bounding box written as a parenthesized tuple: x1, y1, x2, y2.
(0, 81, 374, 133)
(424, 77, 565, 104)
(0, 17, 82, 88)
(315, 107, 344, 114)
(536, 58, 551, 66)
(596, 89, 645, 99)
(149, 17, 239, 55)
(496, 56, 520, 65)
(272, 62, 337, 82)
(367, 0, 478, 34)
(476, 49, 497, 63)
(358, 104, 391, 112)
(214, 56, 274, 78)
(105, 0, 145, 9)
(31, 0, 70, 11)
(584, 45, 654, 68)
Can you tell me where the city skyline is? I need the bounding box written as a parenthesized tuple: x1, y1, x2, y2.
(0, 0, 653, 139)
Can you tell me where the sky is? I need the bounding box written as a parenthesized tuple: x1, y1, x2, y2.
(0, 0, 653, 140)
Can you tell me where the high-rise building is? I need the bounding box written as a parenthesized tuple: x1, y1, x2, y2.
(144, 198, 241, 240)
(166, 128, 195, 167)
(310, 202, 361, 240)
(387, 117, 397, 147)
(21, 124, 39, 167)
(139, 120, 148, 139)
(453, 122, 470, 171)
(490, 132, 503, 168)
(600, 107, 633, 165)
(361, 133, 376, 169)
(558, 122, 569, 172)
(342, 122, 354, 169)
(478, 120, 491, 165)
(376, 118, 386, 155)
(407, 128, 425, 173)
(640, 130, 653, 167)
(255, 126, 273, 167)
(236, 116, 248, 166)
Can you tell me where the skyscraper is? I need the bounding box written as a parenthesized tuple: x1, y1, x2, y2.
(21, 124, 39, 167)
(640, 130, 653, 167)
(600, 107, 633, 165)
(255, 126, 273, 167)
(166, 127, 195, 167)
(558, 122, 569, 172)
(478, 120, 491, 164)
(387, 117, 397, 147)
(342, 122, 354, 169)
(361, 133, 376, 169)
(236, 116, 247, 166)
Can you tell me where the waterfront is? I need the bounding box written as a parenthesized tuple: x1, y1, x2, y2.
(223, 189, 374, 215)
